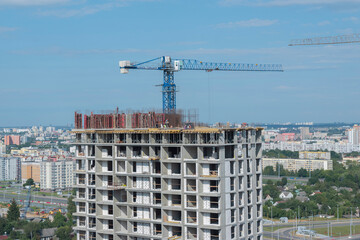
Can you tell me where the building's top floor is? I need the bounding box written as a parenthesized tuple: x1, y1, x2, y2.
(71, 126, 264, 145)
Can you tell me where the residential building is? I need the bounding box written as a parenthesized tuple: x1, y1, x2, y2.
(300, 127, 310, 140)
(262, 157, 333, 172)
(40, 159, 75, 190)
(279, 192, 293, 200)
(4, 135, 21, 145)
(0, 156, 21, 181)
(348, 125, 360, 145)
(299, 151, 330, 160)
(73, 114, 263, 240)
(276, 133, 295, 142)
(21, 161, 41, 183)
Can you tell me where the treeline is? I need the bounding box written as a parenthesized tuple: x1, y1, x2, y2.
(263, 149, 299, 159)
(0, 196, 76, 240)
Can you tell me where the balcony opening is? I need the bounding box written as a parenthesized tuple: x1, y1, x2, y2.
(230, 177, 235, 191)
(231, 209, 235, 223)
(117, 161, 126, 173)
(168, 147, 181, 159)
(203, 147, 219, 160)
(210, 180, 219, 192)
(88, 188, 95, 200)
(155, 134, 162, 143)
(230, 161, 235, 175)
(108, 191, 113, 201)
(169, 179, 181, 191)
(89, 203, 96, 214)
(88, 159, 95, 171)
(78, 202, 85, 212)
(184, 133, 197, 144)
(168, 133, 182, 143)
(101, 146, 113, 158)
(132, 146, 141, 158)
(116, 133, 126, 143)
(117, 146, 126, 158)
(171, 195, 181, 207)
(187, 211, 197, 224)
(210, 229, 220, 240)
(225, 131, 235, 143)
(131, 133, 142, 143)
(210, 213, 219, 225)
(154, 208, 161, 220)
(154, 193, 161, 205)
(170, 163, 181, 175)
(107, 161, 113, 172)
(108, 205, 113, 215)
(153, 161, 161, 174)
(200, 133, 219, 144)
(187, 227, 197, 239)
(186, 195, 197, 208)
(89, 217, 96, 228)
(225, 145, 234, 158)
(186, 179, 196, 192)
(239, 207, 244, 221)
(186, 163, 196, 176)
(153, 178, 161, 190)
(109, 220, 113, 230)
(154, 224, 162, 236)
(210, 197, 219, 209)
(142, 146, 149, 158)
(172, 211, 182, 222)
(230, 193, 235, 207)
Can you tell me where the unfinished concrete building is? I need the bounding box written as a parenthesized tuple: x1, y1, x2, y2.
(73, 112, 263, 240)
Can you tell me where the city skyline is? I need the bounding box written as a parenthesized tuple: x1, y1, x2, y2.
(1, 0, 360, 125)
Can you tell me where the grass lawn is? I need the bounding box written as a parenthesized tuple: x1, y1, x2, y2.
(314, 225, 360, 237)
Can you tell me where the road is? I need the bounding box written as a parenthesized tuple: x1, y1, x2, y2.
(0, 192, 68, 207)
(264, 220, 360, 240)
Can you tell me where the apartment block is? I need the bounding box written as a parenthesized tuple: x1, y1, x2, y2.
(40, 159, 75, 190)
(0, 156, 21, 181)
(21, 161, 41, 183)
(299, 151, 330, 160)
(262, 157, 333, 172)
(73, 125, 263, 240)
(4, 135, 21, 145)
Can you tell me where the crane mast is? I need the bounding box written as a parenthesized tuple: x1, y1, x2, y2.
(120, 56, 283, 113)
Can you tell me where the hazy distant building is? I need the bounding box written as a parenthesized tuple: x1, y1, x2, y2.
(21, 162, 41, 183)
(4, 135, 21, 145)
(348, 125, 360, 145)
(0, 156, 21, 181)
(300, 127, 310, 140)
(276, 133, 295, 141)
(263, 157, 333, 172)
(40, 159, 75, 190)
(299, 151, 330, 160)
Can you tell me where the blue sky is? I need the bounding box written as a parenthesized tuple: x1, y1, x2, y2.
(1, 0, 360, 126)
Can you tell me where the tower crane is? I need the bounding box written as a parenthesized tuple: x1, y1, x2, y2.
(119, 56, 283, 113)
(289, 33, 360, 46)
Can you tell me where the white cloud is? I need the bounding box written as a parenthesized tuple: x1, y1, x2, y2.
(216, 18, 278, 28)
(38, 2, 121, 17)
(0, 26, 16, 33)
(317, 20, 330, 26)
(221, 0, 360, 6)
(0, 0, 70, 6)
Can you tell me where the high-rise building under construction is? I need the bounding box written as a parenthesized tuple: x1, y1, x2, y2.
(73, 110, 263, 240)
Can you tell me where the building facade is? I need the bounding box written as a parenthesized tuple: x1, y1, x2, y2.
(40, 159, 75, 190)
(348, 125, 360, 145)
(4, 135, 21, 145)
(21, 161, 41, 183)
(299, 151, 330, 160)
(73, 127, 263, 240)
(262, 157, 333, 172)
(0, 156, 21, 181)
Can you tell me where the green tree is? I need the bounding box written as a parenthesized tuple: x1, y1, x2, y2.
(7, 198, 20, 222)
(55, 225, 72, 240)
(263, 166, 275, 175)
(67, 196, 76, 226)
(281, 177, 288, 186)
(52, 212, 67, 228)
(23, 178, 34, 187)
(23, 222, 41, 240)
(297, 168, 308, 177)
